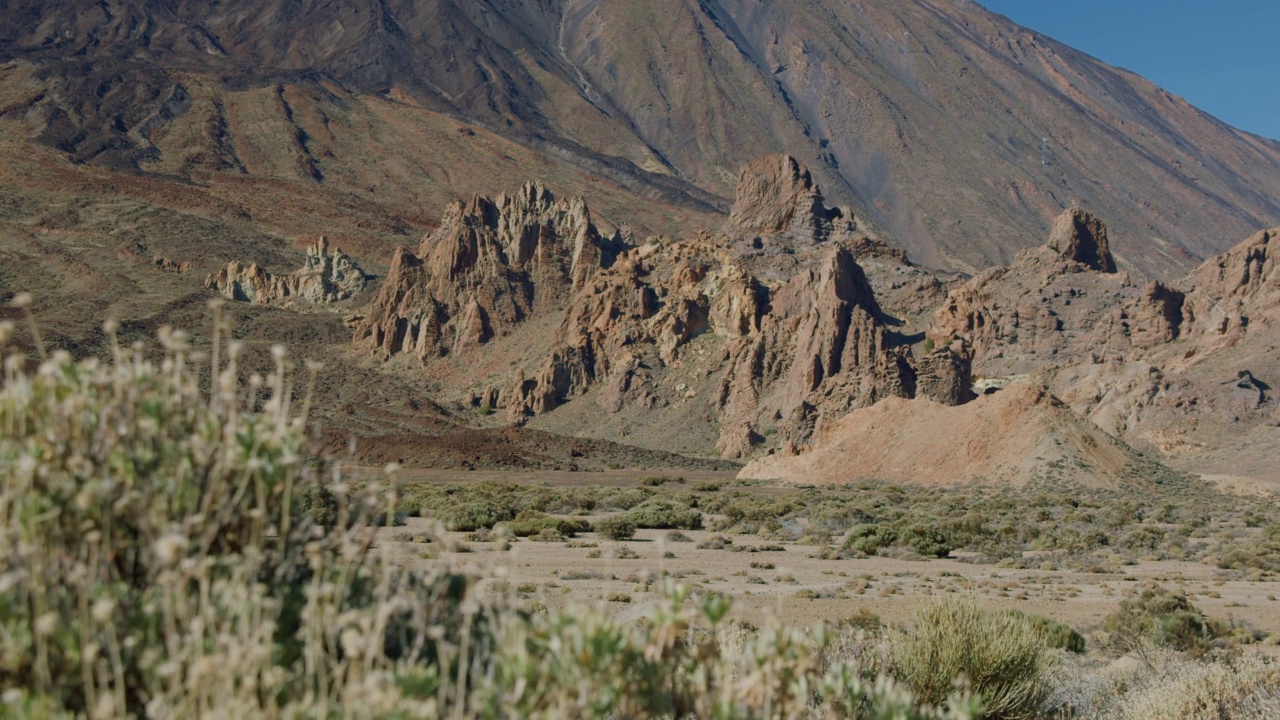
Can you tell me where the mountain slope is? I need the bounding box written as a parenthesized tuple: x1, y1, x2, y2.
(3, 0, 1280, 278)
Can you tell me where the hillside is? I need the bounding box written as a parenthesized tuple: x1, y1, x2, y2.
(2, 0, 1280, 279)
(3, 2, 1280, 486)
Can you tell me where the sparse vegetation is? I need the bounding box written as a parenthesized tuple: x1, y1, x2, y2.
(3, 316, 1278, 717)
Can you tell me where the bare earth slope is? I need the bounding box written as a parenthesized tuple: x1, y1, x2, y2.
(738, 381, 1168, 489)
(2, 1, 1280, 278)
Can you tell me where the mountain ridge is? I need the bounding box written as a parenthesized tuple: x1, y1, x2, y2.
(3, 0, 1280, 279)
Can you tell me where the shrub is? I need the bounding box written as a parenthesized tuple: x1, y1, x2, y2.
(439, 498, 516, 531)
(595, 515, 638, 541)
(844, 524, 899, 556)
(903, 523, 952, 558)
(891, 598, 1051, 720)
(1002, 610, 1086, 654)
(1109, 652, 1280, 720)
(1103, 585, 1223, 656)
(841, 608, 883, 635)
(296, 483, 339, 526)
(0, 320, 483, 716)
(697, 535, 733, 550)
(626, 497, 703, 530)
(499, 510, 591, 538)
(638, 475, 683, 486)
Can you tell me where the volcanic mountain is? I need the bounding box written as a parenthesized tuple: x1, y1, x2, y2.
(2, 0, 1280, 280)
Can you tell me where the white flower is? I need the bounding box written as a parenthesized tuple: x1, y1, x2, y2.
(34, 613, 57, 636)
(340, 629, 364, 659)
(154, 533, 188, 567)
(91, 598, 116, 623)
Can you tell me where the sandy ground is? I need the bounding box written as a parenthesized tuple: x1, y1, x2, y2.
(370, 470, 1280, 652)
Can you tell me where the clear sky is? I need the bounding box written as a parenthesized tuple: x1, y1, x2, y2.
(978, 1, 1280, 140)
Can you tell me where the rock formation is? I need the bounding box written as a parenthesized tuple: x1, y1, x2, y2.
(1047, 208, 1117, 273)
(728, 154, 852, 243)
(1179, 228, 1278, 342)
(206, 237, 367, 304)
(362, 156, 976, 459)
(739, 381, 1154, 488)
(354, 183, 615, 361)
(714, 245, 921, 455)
(928, 209, 1133, 376)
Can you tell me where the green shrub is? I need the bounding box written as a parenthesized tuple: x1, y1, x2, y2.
(841, 608, 884, 635)
(595, 515, 638, 541)
(626, 498, 703, 530)
(1103, 585, 1223, 656)
(499, 510, 591, 538)
(440, 499, 516, 531)
(903, 523, 952, 558)
(638, 475, 683, 486)
(891, 598, 1051, 719)
(1001, 610, 1086, 654)
(844, 524, 899, 556)
(296, 483, 339, 526)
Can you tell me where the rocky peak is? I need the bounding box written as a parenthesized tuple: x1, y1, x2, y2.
(205, 236, 368, 305)
(422, 182, 608, 291)
(714, 243, 952, 457)
(355, 184, 615, 361)
(929, 211, 1133, 376)
(1179, 227, 1279, 341)
(728, 155, 851, 243)
(1047, 208, 1117, 273)
(1186, 228, 1277, 302)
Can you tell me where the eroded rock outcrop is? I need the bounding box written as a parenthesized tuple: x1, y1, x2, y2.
(359, 157, 972, 459)
(928, 209, 1133, 376)
(1047, 208, 1117, 273)
(728, 154, 855, 244)
(354, 183, 616, 360)
(1180, 228, 1278, 341)
(739, 380, 1152, 488)
(714, 245, 925, 455)
(206, 237, 367, 304)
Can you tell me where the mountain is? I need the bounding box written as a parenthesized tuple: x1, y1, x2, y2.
(3, 1, 1280, 486)
(3, 0, 1280, 279)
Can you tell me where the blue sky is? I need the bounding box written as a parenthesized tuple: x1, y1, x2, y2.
(978, 1, 1280, 140)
